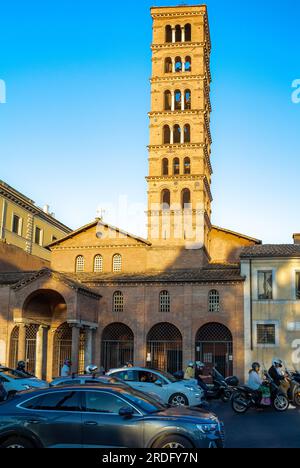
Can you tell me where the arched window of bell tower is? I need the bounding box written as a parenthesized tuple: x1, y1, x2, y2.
(185, 24, 192, 42)
(175, 57, 182, 73)
(185, 56, 192, 73)
(175, 90, 181, 111)
(175, 25, 182, 42)
(164, 91, 172, 111)
(181, 188, 191, 209)
(184, 124, 191, 143)
(184, 90, 191, 110)
(173, 125, 181, 144)
(173, 158, 180, 175)
(184, 158, 191, 175)
(165, 57, 172, 73)
(161, 189, 171, 210)
(162, 158, 169, 176)
(165, 25, 172, 43)
(163, 125, 171, 144)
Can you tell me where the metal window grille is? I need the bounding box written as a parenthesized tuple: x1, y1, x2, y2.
(146, 323, 182, 374)
(160, 291, 170, 313)
(257, 324, 276, 345)
(209, 290, 220, 313)
(113, 292, 124, 313)
(101, 323, 134, 371)
(113, 255, 122, 273)
(9, 326, 19, 368)
(76, 255, 85, 273)
(94, 255, 103, 273)
(195, 323, 233, 377)
(79, 330, 85, 374)
(25, 325, 38, 375)
(52, 323, 72, 378)
(296, 272, 300, 300)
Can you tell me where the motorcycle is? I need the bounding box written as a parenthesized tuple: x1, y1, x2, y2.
(231, 371, 289, 414)
(283, 365, 300, 407)
(204, 368, 239, 403)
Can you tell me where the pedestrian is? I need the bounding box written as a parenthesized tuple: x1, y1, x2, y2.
(61, 359, 72, 377)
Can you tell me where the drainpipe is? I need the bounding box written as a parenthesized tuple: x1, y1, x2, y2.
(250, 259, 253, 351)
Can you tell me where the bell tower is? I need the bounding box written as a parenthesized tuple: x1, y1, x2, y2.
(147, 5, 212, 250)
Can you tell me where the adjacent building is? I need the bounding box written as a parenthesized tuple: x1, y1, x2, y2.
(241, 243, 300, 380)
(0, 180, 71, 261)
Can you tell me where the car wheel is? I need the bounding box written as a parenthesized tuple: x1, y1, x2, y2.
(0, 437, 35, 449)
(231, 393, 248, 414)
(169, 393, 188, 407)
(153, 435, 193, 449)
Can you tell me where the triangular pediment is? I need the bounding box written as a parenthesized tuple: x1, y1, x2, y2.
(48, 219, 151, 249)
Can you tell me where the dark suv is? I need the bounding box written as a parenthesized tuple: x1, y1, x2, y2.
(0, 385, 224, 448)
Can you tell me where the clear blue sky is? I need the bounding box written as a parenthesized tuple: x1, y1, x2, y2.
(0, 0, 299, 243)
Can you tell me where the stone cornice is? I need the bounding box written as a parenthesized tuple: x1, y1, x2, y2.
(151, 74, 206, 83)
(151, 11, 206, 19)
(204, 113, 212, 144)
(148, 142, 206, 150)
(151, 42, 207, 51)
(204, 177, 213, 202)
(52, 244, 148, 252)
(146, 174, 207, 182)
(149, 110, 204, 118)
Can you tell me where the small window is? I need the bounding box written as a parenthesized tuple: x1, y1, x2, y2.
(34, 227, 43, 246)
(76, 255, 85, 273)
(173, 158, 180, 175)
(23, 391, 81, 412)
(160, 291, 170, 313)
(94, 255, 103, 273)
(12, 214, 22, 236)
(257, 324, 276, 345)
(52, 236, 57, 242)
(162, 158, 169, 176)
(84, 391, 134, 414)
(258, 271, 273, 300)
(296, 272, 300, 300)
(209, 290, 220, 313)
(184, 157, 191, 175)
(113, 291, 124, 313)
(113, 254, 122, 273)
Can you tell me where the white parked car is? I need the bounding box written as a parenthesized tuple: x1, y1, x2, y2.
(0, 367, 48, 395)
(107, 367, 204, 407)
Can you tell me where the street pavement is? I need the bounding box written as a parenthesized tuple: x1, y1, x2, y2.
(210, 400, 300, 448)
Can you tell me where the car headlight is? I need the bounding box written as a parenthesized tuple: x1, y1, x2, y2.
(184, 385, 196, 391)
(197, 423, 218, 434)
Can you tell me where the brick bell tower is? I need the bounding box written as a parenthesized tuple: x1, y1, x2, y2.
(147, 5, 212, 251)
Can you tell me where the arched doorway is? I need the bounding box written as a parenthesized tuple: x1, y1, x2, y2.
(195, 323, 233, 377)
(52, 323, 85, 378)
(147, 323, 182, 374)
(9, 326, 19, 369)
(101, 323, 134, 371)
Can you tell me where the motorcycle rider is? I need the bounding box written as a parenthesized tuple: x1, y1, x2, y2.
(184, 361, 195, 380)
(16, 361, 33, 377)
(247, 362, 268, 405)
(86, 365, 98, 378)
(269, 359, 290, 396)
(195, 362, 209, 398)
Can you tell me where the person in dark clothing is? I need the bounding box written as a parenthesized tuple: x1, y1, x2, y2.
(268, 359, 290, 395)
(0, 380, 8, 402)
(195, 362, 209, 398)
(16, 361, 34, 377)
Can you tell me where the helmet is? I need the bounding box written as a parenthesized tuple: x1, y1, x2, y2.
(17, 361, 26, 369)
(188, 361, 195, 368)
(86, 365, 98, 375)
(196, 362, 205, 368)
(273, 359, 283, 368)
(64, 359, 71, 366)
(252, 362, 261, 371)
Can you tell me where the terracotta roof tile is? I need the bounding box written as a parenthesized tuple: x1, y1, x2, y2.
(241, 244, 300, 259)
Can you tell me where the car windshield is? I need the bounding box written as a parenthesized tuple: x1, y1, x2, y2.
(154, 370, 177, 383)
(0, 369, 26, 380)
(122, 390, 167, 414)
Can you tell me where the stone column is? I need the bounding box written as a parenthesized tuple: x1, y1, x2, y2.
(172, 27, 176, 43)
(71, 325, 80, 374)
(181, 27, 185, 43)
(181, 92, 185, 111)
(170, 127, 174, 145)
(17, 324, 27, 362)
(172, 58, 175, 73)
(35, 326, 48, 380)
(171, 91, 175, 112)
(84, 328, 94, 369)
(180, 126, 185, 144)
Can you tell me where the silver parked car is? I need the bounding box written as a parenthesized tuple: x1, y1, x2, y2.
(107, 367, 204, 407)
(0, 367, 48, 395)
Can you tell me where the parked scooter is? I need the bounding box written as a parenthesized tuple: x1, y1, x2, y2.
(205, 368, 239, 403)
(231, 370, 289, 414)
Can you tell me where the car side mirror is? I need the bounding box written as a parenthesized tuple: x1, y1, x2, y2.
(155, 380, 163, 387)
(119, 406, 134, 418)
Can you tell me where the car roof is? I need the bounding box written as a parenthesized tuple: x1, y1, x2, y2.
(108, 367, 162, 373)
(17, 385, 132, 397)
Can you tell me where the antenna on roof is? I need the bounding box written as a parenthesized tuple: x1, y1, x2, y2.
(97, 208, 106, 221)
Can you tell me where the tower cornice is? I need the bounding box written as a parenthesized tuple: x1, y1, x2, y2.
(151, 42, 208, 51)
(148, 110, 205, 117)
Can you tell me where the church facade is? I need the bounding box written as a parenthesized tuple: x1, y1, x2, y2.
(0, 5, 260, 381)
